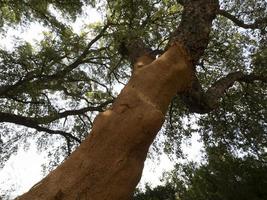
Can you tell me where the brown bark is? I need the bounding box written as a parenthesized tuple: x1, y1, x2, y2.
(16, 0, 219, 199)
(16, 44, 193, 200)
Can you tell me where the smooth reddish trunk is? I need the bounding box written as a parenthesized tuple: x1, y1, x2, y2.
(16, 44, 193, 200)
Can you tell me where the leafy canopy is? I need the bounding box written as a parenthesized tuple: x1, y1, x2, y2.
(0, 0, 266, 198)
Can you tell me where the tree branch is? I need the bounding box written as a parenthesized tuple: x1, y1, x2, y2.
(182, 71, 267, 113)
(40, 99, 114, 124)
(0, 99, 113, 142)
(205, 71, 245, 109)
(60, 23, 110, 75)
(218, 9, 267, 30)
(238, 74, 267, 83)
(0, 99, 113, 125)
(34, 125, 81, 144)
(0, 112, 81, 143)
(119, 38, 156, 70)
(0, 24, 110, 97)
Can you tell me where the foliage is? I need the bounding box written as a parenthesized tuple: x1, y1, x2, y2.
(0, 0, 113, 169)
(134, 183, 176, 200)
(0, 0, 266, 198)
(136, 145, 267, 200)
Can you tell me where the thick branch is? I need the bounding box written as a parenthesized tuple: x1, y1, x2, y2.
(40, 99, 114, 124)
(0, 100, 112, 125)
(0, 72, 37, 96)
(205, 71, 245, 109)
(238, 74, 267, 83)
(182, 71, 267, 113)
(0, 99, 113, 143)
(218, 9, 267, 30)
(207, 71, 267, 105)
(0, 112, 81, 143)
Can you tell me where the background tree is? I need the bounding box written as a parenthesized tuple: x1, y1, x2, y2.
(0, 0, 266, 199)
(134, 144, 267, 200)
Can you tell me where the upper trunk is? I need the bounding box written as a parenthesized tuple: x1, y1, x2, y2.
(17, 0, 219, 199)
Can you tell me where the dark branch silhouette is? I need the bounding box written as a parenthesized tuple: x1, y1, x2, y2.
(0, 99, 113, 142)
(218, 9, 267, 30)
(181, 71, 267, 113)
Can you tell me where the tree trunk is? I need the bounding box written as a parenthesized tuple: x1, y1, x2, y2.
(16, 44, 192, 200)
(17, 0, 219, 199)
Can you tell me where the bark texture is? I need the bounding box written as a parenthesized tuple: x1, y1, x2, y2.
(17, 44, 193, 200)
(17, 0, 219, 199)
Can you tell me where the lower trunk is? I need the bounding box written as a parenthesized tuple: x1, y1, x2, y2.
(16, 44, 193, 200)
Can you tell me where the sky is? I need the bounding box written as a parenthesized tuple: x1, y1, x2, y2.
(0, 4, 203, 199)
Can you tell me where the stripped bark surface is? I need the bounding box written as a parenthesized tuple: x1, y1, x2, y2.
(18, 0, 263, 199)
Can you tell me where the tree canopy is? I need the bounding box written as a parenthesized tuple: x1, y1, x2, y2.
(0, 0, 266, 199)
